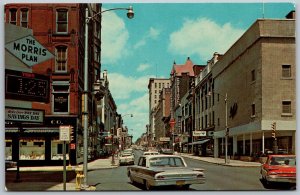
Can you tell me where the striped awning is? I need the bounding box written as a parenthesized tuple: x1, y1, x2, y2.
(5, 127, 59, 133)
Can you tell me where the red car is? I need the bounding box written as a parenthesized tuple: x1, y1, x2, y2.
(260, 154, 296, 185)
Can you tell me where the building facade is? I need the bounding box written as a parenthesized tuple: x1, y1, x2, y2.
(5, 3, 101, 166)
(211, 15, 296, 158)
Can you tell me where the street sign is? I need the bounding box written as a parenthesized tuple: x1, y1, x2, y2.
(159, 137, 170, 142)
(5, 35, 54, 67)
(59, 126, 71, 141)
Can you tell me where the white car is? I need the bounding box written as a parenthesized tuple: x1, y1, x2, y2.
(119, 152, 135, 165)
(143, 151, 159, 156)
(127, 155, 205, 190)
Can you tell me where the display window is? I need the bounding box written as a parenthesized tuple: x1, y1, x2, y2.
(51, 140, 69, 160)
(19, 140, 45, 160)
(5, 140, 12, 160)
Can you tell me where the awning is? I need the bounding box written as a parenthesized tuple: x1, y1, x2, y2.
(5, 127, 59, 133)
(187, 139, 210, 145)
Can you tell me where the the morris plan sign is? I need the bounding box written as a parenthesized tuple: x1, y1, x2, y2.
(5, 35, 54, 67)
(5, 107, 44, 123)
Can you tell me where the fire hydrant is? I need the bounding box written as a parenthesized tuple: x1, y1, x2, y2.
(75, 167, 85, 190)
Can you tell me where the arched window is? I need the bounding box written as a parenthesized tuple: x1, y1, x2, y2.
(55, 45, 68, 72)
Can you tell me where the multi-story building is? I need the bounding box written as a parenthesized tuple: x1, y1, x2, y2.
(211, 12, 296, 158)
(148, 78, 170, 145)
(169, 57, 195, 149)
(5, 3, 101, 166)
(153, 87, 171, 147)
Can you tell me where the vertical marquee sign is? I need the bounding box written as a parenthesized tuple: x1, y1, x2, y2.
(5, 69, 50, 103)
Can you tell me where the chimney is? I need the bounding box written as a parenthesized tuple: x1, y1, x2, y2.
(286, 10, 295, 19)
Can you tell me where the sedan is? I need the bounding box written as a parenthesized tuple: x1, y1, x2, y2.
(119, 153, 135, 166)
(127, 154, 205, 190)
(260, 154, 296, 186)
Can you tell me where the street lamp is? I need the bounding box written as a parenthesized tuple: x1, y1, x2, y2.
(208, 91, 229, 164)
(83, 5, 134, 189)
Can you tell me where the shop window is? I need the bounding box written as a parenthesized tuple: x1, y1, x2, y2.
(9, 8, 17, 25)
(55, 46, 68, 72)
(5, 140, 12, 160)
(56, 9, 68, 33)
(20, 8, 28, 28)
(51, 140, 69, 160)
(19, 140, 45, 160)
(52, 82, 70, 114)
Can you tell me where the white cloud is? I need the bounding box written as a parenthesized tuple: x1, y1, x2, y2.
(107, 72, 152, 100)
(134, 27, 161, 49)
(137, 63, 151, 72)
(102, 10, 129, 64)
(168, 18, 245, 61)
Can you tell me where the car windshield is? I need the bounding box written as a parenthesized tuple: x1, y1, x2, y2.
(269, 156, 296, 166)
(149, 157, 185, 167)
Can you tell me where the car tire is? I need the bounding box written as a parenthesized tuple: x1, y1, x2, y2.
(182, 184, 190, 190)
(128, 172, 135, 184)
(144, 180, 152, 190)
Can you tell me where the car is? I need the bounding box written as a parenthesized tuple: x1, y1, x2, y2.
(143, 151, 159, 156)
(160, 148, 174, 155)
(127, 154, 205, 190)
(260, 154, 296, 186)
(5, 160, 17, 170)
(119, 152, 135, 165)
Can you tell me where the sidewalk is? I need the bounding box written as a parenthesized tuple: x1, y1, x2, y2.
(179, 153, 261, 167)
(5, 156, 118, 191)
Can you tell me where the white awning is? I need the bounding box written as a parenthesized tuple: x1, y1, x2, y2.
(187, 139, 210, 145)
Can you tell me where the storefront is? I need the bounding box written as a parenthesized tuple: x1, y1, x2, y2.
(5, 116, 82, 166)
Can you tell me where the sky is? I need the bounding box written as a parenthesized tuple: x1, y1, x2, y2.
(100, 1, 295, 142)
(0, 0, 297, 143)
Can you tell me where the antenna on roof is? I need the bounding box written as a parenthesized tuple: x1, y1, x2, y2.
(262, 0, 265, 19)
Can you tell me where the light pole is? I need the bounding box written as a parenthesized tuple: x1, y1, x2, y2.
(83, 5, 134, 188)
(208, 91, 229, 164)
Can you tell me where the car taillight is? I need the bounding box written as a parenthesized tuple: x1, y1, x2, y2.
(268, 171, 278, 175)
(197, 174, 204, 178)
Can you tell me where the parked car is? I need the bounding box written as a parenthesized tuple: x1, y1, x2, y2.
(159, 148, 174, 155)
(127, 154, 205, 190)
(260, 154, 296, 186)
(119, 152, 135, 166)
(5, 160, 17, 170)
(143, 151, 159, 156)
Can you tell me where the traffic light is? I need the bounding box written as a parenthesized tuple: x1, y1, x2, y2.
(271, 122, 276, 140)
(69, 126, 74, 142)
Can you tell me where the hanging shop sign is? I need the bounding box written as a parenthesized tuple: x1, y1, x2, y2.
(5, 69, 50, 103)
(5, 35, 54, 67)
(193, 130, 206, 137)
(5, 107, 44, 123)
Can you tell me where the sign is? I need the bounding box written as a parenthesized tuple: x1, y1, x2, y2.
(5, 69, 50, 103)
(59, 126, 71, 141)
(5, 35, 54, 67)
(159, 137, 170, 142)
(193, 131, 206, 137)
(5, 107, 44, 123)
(207, 131, 214, 136)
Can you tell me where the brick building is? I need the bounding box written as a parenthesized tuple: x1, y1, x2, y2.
(5, 3, 101, 166)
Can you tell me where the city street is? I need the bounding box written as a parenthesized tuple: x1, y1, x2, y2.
(5, 149, 296, 191)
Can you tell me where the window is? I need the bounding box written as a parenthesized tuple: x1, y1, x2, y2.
(282, 101, 291, 114)
(52, 82, 70, 114)
(55, 46, 67, 72)
(9, 8, 17, 25)
(20, 8, 28, 28)
(282, 65, 291, 78)
(56, 9, 68, 33)
(251, 103, 255, 117)
(251, 70, 256, 81)
(155, 83, 157, 88)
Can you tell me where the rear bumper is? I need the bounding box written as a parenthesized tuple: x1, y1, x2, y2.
(151, 177, 206, 187)
(266, 175, 296, 183)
